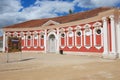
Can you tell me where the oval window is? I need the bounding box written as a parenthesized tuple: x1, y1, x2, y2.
(77, 31, 81, 36)
(96, 29, 101, 34)
(61, 33, 65, 38)
(28, 36, 31, 39)
(41, 35, 44, 39)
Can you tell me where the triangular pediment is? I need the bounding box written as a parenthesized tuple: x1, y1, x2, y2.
(42, 20, 60, 26)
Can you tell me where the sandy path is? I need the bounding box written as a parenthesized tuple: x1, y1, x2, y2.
(0, 53, 120, 80)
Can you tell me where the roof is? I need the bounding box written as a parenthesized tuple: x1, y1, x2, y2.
(4, 7, 113, 28)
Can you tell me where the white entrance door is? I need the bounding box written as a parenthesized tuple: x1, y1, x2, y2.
(49, 34, 56, 52)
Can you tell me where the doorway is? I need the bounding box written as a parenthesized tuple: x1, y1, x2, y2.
(48, 34, 56, 52)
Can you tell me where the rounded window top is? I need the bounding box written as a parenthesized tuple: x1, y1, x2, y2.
(85, 30, 91, 36)
(96, 29, 101, 34)
(68, 32, 73, 37)
(49, 34, 55, 39)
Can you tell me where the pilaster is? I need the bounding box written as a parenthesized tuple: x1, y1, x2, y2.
(2, 31, 5, 52)
(56, 28, 59, 53)
(102, 17, 109, 56)
(109, 15, 117, 55)
(44, 30, 47, 53)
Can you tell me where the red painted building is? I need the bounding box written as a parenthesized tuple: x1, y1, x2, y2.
(2, 7, 120, 59)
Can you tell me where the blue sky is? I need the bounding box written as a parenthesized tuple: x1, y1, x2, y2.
(0, 0, 120, 31)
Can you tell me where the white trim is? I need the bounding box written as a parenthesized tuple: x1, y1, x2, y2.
(93, 22, 103, 49)
(102, 17, 109, 55)
(20, 32, 25, 48)
(109, 15, 117, 54)
(44, 30, 47, 53)
(59, 32, 66, 48)
(75, 30, 82, 49)
(33, 31, 38, 48)
(42, 20, 60, 26)
(84, 24, 92, 49)
(67, 31, 74, 49)
(39, 31, 44, 49)
(47, 31, 57, 53)
(3, 31, 5, 52)
(13, 31, 18, 37)
(26, 32, 32, 48)
(56, 28, 59, 53)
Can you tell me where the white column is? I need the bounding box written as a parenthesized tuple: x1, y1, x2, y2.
(117, 16, 120, 58)
(44, 30, 47, 53)
(56, 28, 59, 53)
(2, 31, 5, 52)
(102, 17, 109, 56)
(109, 15, 117, 54)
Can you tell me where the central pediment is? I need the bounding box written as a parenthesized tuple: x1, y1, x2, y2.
(42, 20, 60, 26)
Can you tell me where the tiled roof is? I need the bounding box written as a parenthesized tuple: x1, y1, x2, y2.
(4, 7, 113, 28)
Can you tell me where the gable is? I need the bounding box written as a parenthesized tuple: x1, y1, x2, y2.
(42, 20, 60, 26)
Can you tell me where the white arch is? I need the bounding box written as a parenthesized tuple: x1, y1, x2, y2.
(47, 31, 57, 52)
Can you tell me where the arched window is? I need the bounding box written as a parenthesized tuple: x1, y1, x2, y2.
(93, 22, 103, 49)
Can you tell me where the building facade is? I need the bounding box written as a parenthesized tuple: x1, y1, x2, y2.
(2, 7, 120, 59)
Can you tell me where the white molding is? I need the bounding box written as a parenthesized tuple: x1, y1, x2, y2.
(26, 31, 32, 48)
(102, 17, 109, 55)
(13, 31, 18, 37)
(56, 28, 59, 53)
(42, 20, 60, 26)
(109, 15, 117, 54)
(20, 32, 25, 48)
(3, 31, 5, 52)
(93, 22, 103, 49)
(74, 25, 82, 30)
(59, 32, 66, 49)
(84, 24, 92, 49)
(75, 30, 82, 49)
(33, 31, 38, 48)
(47, 31, 57, 53)
(67, 31, 74, 49)
(44, 30, 47, 53)
(39, 31, 44, 49)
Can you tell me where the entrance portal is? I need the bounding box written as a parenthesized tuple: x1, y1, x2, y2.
(48, 34, 56, 52)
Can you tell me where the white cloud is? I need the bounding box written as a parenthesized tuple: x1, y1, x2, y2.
(74, 0, 120, 8)
(0, 0, 22, 14)
(0, 0, 74, 28)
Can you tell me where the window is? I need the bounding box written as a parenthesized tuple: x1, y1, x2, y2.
(61, 33, 65, 38)
(96, 29, 101, 34)
(68, 32, 73, 37)
(41, 35, 44, 39)
(77, 31, 81, 36)
(28, 36, 31, 39)
(85, 29, 91, 36)
(34, 33, 38, 39)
